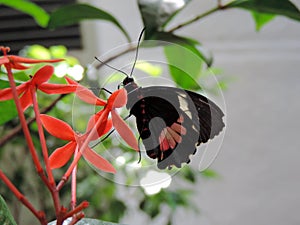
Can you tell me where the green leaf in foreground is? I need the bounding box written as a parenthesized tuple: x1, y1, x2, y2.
(0, 195, 17, 225)
(48, 3, 131, 42)
(251, 12, 276, 31)
(0, 0, 49, 27)
(227, 0, 300, 22)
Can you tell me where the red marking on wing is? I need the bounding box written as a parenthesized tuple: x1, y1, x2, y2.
(159, 115, 186, 152)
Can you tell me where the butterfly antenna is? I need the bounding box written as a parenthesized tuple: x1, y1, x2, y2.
(90, 129, 115, 148)
(95, 56, 129, 77)
(137, 137, 142, 163)
(129, 27, 146, 77)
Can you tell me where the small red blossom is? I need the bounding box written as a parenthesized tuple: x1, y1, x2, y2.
(99, 88, 139, 151)
(0, 65, 77, 111)
(66, 77, 139, 151)
(65, 77, 106, 106)
(40, 114, 115, 173)
(0, 46, 63, 70)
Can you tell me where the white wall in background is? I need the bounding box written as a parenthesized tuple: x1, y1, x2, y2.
(75, 1, 300, 225)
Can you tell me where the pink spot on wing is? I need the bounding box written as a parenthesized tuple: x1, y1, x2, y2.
(158, 116, 187, 152)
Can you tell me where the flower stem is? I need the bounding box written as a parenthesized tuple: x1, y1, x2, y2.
(31, 88, 62, 216)
(57, 110, 107, 190)
(5, 64, 50, 190)
(0, 170, 47, 225)
(71, 147, 78, 210)
(63, 201, 89, 220)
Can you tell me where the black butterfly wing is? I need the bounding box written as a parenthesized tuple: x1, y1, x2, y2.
(127, 86, 225, 169)
(185, 90, 225, 143)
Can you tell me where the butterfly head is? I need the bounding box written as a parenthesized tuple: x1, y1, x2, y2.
(122, 76, 134, 86)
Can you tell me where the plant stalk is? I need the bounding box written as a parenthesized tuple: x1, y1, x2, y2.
(5, 64, 51, 191)
(31, 88, 62, 217)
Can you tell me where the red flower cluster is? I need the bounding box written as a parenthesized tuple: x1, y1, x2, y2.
(0, 45, 139, 224)
(40, 114, 115, 173)
(0, 46, 138, 174)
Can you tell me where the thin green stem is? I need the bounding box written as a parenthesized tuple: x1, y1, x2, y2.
(167, 3, 227, 33)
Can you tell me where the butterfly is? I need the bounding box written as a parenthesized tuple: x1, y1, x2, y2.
(96, 28, 225, 169)
(122, 76, 225, 169)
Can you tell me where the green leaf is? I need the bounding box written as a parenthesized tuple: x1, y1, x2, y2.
(0, 79, 18, 125)
(163, 35, 212, 90)
(49, 45, 68, 58)
(0, 0, 49, 27)
(180, 167, 196, 183)
(164, 190, 192, 211)
(164, 45, 201, 90)
(0, 101, 18, 125)
(25, 45, 51, 60)
(139, 198, 160, 218)
(251, 12, 276, 31)
(201, 169, 219, 178)
(135, 61, 163, 77)
(144, 32, 213, 66)
(0, 195, 17, 225)
(48, 3, 131, 42)
(138, 0, 191, 36)
(227, 0, 300, 22)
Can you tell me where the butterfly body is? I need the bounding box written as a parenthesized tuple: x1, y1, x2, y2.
(123, 77, 225, 169)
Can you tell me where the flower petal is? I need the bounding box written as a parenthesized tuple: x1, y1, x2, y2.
(10, 62, 30, 70)
(0, 82, 28, 101)
(87, 114, 113, 140)
(19, 89, 32, 111)
(87, 109, 112, 140)
(66, 77, 106, 106)
(111, 110, 139, 151)
(108, 88, 127, 109)
(39, 83, 77, 94)
(0, 56, 9, 64)
(0, 87, 14, 101)
(83, 147, 116, 173)
(65, 76, 77, 85)
(40, 114, 75, 140)
(49, 141, 77, 169)
(31, 65, 54, 85)
(8, 55, 63, 64)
